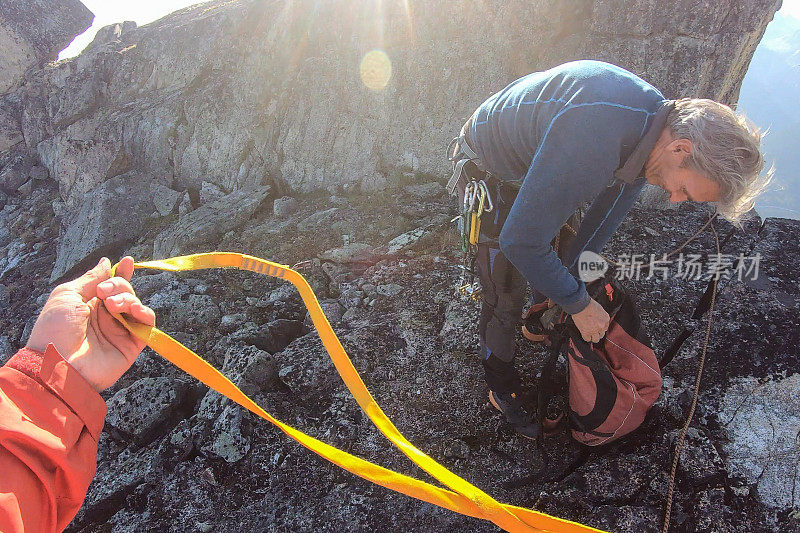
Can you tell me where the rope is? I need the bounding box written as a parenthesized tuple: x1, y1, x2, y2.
(663, 213, 718, 260)
(661, 214, 720, 532)
(563, 210, 718, 268)
(545, 208, 723, 532)
(553, 228, 561, 256)
(556, 210, 580, 258)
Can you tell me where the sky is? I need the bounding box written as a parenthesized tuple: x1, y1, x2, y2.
(59, 0, 205, 59)
(60, 0, 800, 60)
(782, 0, 800, 18)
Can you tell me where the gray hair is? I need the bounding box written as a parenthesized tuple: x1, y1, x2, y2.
(666, 98, 773, 223)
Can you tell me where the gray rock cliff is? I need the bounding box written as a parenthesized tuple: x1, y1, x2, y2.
(0, 0, 783, 278)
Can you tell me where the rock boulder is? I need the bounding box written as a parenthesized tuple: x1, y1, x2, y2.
(106, 377, 192, 446)
(153, 186, 271, 258)
(50, 173, 157, 281)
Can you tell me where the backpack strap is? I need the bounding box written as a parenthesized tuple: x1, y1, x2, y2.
(537, 326, 570, 436)
(567, 410, 615, 438)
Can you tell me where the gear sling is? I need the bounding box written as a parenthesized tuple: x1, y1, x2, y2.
(110, 254, 603, 533)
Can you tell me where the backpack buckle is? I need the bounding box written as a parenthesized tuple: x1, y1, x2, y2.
(605, 283, 614, 302)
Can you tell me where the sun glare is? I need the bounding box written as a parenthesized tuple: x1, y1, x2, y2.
(359, 49, 393, 91)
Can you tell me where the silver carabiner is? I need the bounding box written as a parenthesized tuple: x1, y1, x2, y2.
(463, 181, 475, 212)
(477, 180, 494, 213)
(468, 182, 479, 212)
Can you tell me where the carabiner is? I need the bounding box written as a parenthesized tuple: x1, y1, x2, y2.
(462, 181, 475, 212)
(477, 180, 494, 213)
(467, 181, 480, 213)
(475, 186, 486, 217)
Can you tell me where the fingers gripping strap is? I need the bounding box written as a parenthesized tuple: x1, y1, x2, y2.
(111, 253, 601, 533)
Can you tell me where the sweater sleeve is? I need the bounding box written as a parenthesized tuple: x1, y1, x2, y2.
(499, 104, 646, 314)
(0, 344, 107, 533)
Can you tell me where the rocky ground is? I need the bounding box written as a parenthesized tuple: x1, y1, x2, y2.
(1, 173, 799, 533)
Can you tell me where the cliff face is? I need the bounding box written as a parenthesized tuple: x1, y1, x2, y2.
(0, 0, 93, 95)
(0, 0, 783, 279)
(0, 2, 798, 532)
(12, 0, 781, 197)
(0, 0, 92, 153)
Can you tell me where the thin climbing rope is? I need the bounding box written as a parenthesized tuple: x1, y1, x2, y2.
(562, 211, 717, 268)
(661, 214, 721, 532)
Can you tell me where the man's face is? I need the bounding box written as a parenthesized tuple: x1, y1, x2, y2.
(645, 138, 721, 203)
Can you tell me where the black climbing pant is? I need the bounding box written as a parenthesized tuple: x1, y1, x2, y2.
(476, 244, 528, 394)
(476, 213, 582, 395)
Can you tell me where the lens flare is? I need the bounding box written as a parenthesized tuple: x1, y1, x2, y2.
(359, 49, 392, 91)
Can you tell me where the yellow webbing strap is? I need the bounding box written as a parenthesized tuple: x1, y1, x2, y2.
(110, 252, 602, 533)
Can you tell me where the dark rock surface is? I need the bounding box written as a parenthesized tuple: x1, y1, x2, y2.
(106, 377, 192, 446)
(3, 173, 799, 532)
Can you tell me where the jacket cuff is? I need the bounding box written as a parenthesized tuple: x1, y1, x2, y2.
(4, 347, 47, 382)
(560, 288, 591, 315)
(5, 345, 107, 441)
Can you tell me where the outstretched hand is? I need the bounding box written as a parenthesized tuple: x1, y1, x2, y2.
(26, 257, 155, 392)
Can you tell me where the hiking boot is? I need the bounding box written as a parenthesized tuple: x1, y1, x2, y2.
(488, 390, 541, 439)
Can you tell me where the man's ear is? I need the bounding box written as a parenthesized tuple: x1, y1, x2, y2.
(669, 138, 694, 156)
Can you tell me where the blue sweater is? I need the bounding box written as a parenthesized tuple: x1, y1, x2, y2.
(468, 60, 666, 313)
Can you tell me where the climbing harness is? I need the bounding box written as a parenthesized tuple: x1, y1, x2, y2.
(110, 253, 602, 533)
(446, 122, 480, 196)
(447, 120, 498, 302)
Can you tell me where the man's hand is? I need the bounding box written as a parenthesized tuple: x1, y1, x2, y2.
(571, 297, 610, 344)
(26, 257, 155, 392)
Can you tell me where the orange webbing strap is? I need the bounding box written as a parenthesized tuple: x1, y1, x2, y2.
(110, 253, 602, 533)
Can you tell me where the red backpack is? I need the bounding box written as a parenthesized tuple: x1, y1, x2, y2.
(532, 278, 662, 446)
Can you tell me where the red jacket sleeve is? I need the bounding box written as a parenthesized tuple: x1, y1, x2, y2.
(0, 344, 107, 533)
